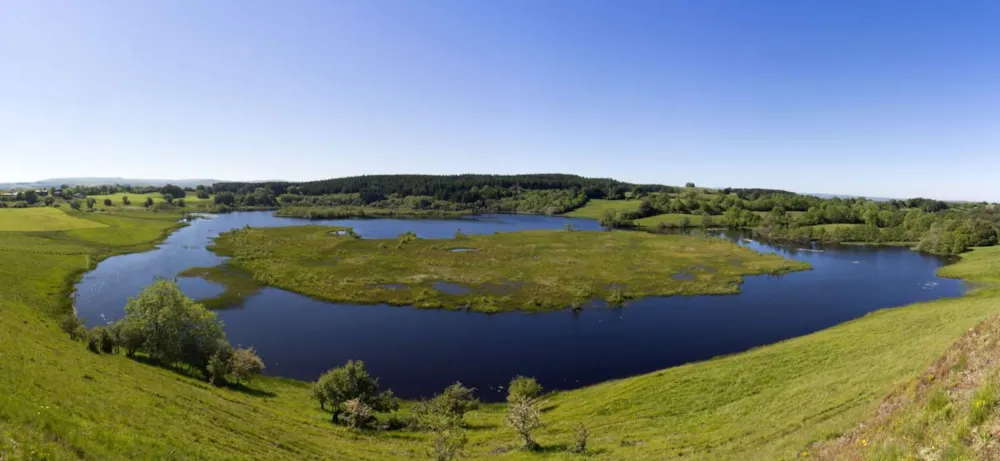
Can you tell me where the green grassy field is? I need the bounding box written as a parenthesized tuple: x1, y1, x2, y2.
(806, 223, 864, 231)
(561, 199, 642, 219)
(0, 207, 109, 232)
(195, 226, 808, 311)
(85, 192, 214, 209)
(3, 209, 1000, 460)
(635, 213, 723, 228)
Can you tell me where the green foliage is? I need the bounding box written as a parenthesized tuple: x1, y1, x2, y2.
(429, 382, 481, 426)
(160, 184, 186, 199)
(59, 314, 84, 338)
(572, 423, 589, 453)
(507, 376, 543, 403)
(312, 360, 398, 423)
(202, 226, 808, 312)
(505, 397, 542, 450)
(229, 347, 265, 384)
(339, 398, 377, 429)
(103, 198, 113, 207)
(206, 347, 232, 385)
(144, 196, 154, 207)
(119, 280, 228, 375)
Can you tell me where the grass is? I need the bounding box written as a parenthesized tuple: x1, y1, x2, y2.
(635, 213, 723, 228)
(561, 199, 642, 219)
(196, 226, 809, 311)
(3, 208, 1000, 460)
(806, 223, 864, 231)
(85, 192, 214, 210)
(0, 207, 108, 232)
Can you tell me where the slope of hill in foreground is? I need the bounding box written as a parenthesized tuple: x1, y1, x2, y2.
(1, 210, 999, 460)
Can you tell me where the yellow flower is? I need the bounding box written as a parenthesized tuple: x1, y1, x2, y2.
(861, 439, 868, 447)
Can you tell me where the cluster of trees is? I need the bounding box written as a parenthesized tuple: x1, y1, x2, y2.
(308, 362, 586, 458)
(59, 281, 264, 386)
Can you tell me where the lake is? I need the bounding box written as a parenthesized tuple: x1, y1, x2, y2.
(74, 211, 964, 401)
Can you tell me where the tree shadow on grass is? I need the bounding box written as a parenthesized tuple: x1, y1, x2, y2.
(128, 354, 276, 398)
(220, 382, 277, 398)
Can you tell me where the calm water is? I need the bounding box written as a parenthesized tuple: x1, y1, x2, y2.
(75, 212, 964, 400)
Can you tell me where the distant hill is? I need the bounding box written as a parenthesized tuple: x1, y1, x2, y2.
(805, 192, 895, 202)
(0, 177, 224, 189)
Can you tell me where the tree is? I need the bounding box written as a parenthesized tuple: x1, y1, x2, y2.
(505, 397, 542, 450)
(599, 209, 618, 228)
(685, 182, 696, 188)
(428, 428, 467, 461)
(69, 200, 82, 210)
(161, 184, 186, 198)
(207, 345, 233, 385)
(214, 192, 236, 206)
(43, 196, 55, 206)
(572, 423, 589, 453)
(507, 376, 543, 403)
(119, 280, 228, 374)
(86, 198, 96, 210)
(122, 196, 131, 205)
(103, 198, 113, 207)
(144, 197, 154, 207)
(429, 382, 480, 426)
(23, 190, 37, 205)
(59, 314, 85, 339)
(313, 360, 398, 422)
(196, 190, 210, 199)
(163, 193, 174, 204)
(176, 198, 185, 208)
(229, 347, 265, 385)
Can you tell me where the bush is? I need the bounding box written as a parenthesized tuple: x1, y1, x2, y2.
(505, 397, 542, 450)
(10, 201, 28, 209)
(313, 360, 398, 423)
(196, 190, 210, 199)
(70, 200, 82, 210)
(572, 423, 589, 453)
(43, 196, 55, 206)
(86, 333, 101, 354)
(229, 347, 265, 385)
(59, 315, 84, 338)
(207, 350, 230, 385)
(91, 326, 114, 354)
(433, 382, 479, 425)
(144, 197, 154, 207)
(176, 198, 185, 208)
(103, 198, 113, 207)
(507, 376, 543, 403)
(339, 398, 376, 429)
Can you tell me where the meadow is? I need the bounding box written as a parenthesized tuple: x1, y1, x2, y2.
(85, 192, 215, 209)
(196, 225, 809, 311)
(0, 207, 108, 232)
(561, 199, 643, 219)
(3, 207, 1000, 460)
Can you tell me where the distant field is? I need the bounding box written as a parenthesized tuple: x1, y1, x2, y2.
(807, 223, 863, 231)
(0, 208, 107, 232)
(562, 199, 642, 219)
(86, 192, 214, 209)
(635, 213, 724, 228)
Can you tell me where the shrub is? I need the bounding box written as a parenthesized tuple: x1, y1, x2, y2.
(91, 326, 114, 354)
(72, 325, 90, 343)
(144, 197, 154, 207)
(196, 190, 210, 199)
(229, 347, 265, 385)
(122, 196, 131, 205)
(11, 201, 28, 209)
(507, 376, 543, 403)
(428, 428, 467, 461)
(207, 350, 230, 385)
(339, 398, 376, 429)
(70, 200, 82, 210)
(43, 196, 55, 206)
(59, 314, 84, 338)
(176, 198, 185, 208)
(505, 397, 542, 450)
(103, 198, 113, 207)
(572, 423, 589, 453)
(431, 382, 480, 426)
(87, 334, 101, 353)
(313, 360, 398, 423)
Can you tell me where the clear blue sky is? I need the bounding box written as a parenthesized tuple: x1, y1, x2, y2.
(2, 1, 999, 200)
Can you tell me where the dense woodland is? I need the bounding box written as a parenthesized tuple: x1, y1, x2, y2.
(2, 174, 997, 254)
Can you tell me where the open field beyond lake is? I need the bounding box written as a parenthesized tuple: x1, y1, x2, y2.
(561, 199, 642, 219)
(195, 226, 810, 311)
(0, 207, 109, 232)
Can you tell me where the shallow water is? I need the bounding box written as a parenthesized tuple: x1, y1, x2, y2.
(75, 212, 964, 400)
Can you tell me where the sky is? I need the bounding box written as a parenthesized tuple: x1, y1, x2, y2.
(2, 1, 999, 201)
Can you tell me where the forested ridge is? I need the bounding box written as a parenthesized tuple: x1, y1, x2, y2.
(3, 173, 997, 254)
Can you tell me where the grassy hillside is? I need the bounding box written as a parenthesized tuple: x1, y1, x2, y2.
(0, 208, 108, 232)
(195, 226, 808, 311)
(85, 192, 214, 209)
(2, 210, 1000, 460)
(561, 199, 642, 219)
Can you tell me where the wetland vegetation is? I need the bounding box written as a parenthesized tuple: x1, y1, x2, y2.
(194, 225, 808, 312)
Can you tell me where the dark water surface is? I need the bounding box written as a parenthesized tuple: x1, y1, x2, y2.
(75, 212, 964, 400)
